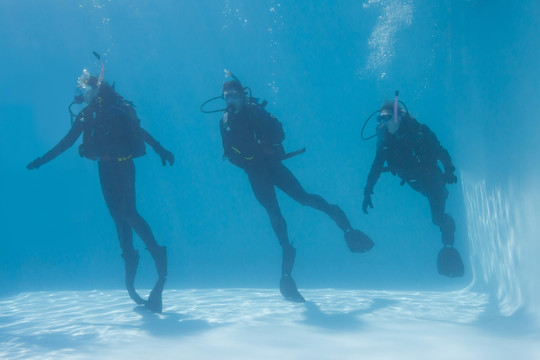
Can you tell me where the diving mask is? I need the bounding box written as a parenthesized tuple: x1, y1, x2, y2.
(223, 89, 243, 103)
(377, 113, 393, 123)
(379, 111, 400, 134)
(223, 89, 245, 113)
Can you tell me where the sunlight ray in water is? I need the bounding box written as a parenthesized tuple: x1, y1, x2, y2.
(462, 175, 527, 317)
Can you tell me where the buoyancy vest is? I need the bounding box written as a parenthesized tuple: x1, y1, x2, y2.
(220, 103, 284, 169)
(78, 100, 146, 162)
(377, 115, 442, 180)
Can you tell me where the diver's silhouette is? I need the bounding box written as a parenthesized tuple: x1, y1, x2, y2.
(214, 74, 373, 301)
(27, 64, 174, 312)
(362, 97, 463, 277)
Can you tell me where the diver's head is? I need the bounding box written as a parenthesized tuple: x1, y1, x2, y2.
(75, 69, 100, 104)
(378, 101, 402, 135)
(222, 79, 245, 114)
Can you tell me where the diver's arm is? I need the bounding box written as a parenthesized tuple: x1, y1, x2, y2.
(140, 128, 174, 166)
(364, 149, 385, 195)
(419, 123, 456, 181)
(219, 115, 233, 160)
(27, 120, 84, 169)
(362, 149, 385, 214)
(219, 115, 247, 168)
(438, 146, 457, 183)
(438, 146, 455, 173)
(420, 123, 457, 184)
(140, 127, 160, 149)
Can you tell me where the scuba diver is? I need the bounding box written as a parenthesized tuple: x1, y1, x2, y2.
(361, 93, 464, 277)
(27, 55, 175, 313)
(204, 71, 374, 302)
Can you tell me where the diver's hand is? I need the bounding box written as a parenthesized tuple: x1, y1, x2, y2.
(27, 157, 43, 170)
(158, 149, 175, 167)
(362, 191, 373, 214)
(444, 171, 457, 184)
(152, 142, 175, 166)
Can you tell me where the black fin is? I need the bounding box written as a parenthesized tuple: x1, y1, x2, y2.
(344, 229, 374, 253)
(437, 247, 464, 278)
(280, 275, 305, 302)
(145, 277, 166, 313)
(122, 250, 147, 305)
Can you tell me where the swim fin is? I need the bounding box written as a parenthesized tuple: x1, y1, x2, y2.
(146, 277, 166, 313)
(437, 246, 464, 278)
(122, 250, 147, 305)
(344, 229, 374, 253)
(143, 246, 168, 313)
(280, 275, 306, 302)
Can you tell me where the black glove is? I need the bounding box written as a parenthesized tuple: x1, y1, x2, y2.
(157, 148, 175, 167)
(159, 149, 174, 167)
(152, 141, 175, 167)
(444, 171, 457, 184)
(362, 190, 374, 214)
(27, 157, 43, 170)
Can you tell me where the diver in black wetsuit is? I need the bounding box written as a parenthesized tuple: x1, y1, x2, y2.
(362, 100, 464, 277)
(27, 68, 174, 312)
(218, 76, 373, 302)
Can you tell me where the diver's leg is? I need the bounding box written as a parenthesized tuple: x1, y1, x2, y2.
(410, 171, 455, 245)
(247, 167, 290, 249)
(117, 161, 160, 249)
(426, 180, 454, 246)
(99, 161, 146, 305)
(116, 221, 146, 305)
(120, 248, 147, 305)
(410, 174, 463, 277)
(272, 163, 352, 232)
(124, 214, 167, 313)
(144, 245, 167, 313)
(432, 202, 455, 246)
(427, 181, 463, 277)
(122, 208, 167, 312)
(272, 163, 373, 252)
(247, 167, 304, 302)
(116, 160, 167, 312)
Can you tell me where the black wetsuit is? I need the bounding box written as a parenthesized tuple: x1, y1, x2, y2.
(98, 159, 158, 253)
(34, 102, 165, 255)
(220, 103, 353, 276)
(364, 114, 456, 244)
(28, 89, 172, 310)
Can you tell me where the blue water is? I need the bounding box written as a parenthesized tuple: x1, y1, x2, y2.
(1, 0, 539, 339)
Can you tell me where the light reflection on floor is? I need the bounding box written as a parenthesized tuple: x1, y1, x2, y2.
(0, 289, 538, 360)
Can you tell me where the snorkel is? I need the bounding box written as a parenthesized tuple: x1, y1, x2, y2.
(224, 69, 240, 83)
(93, 51, 105, 88)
